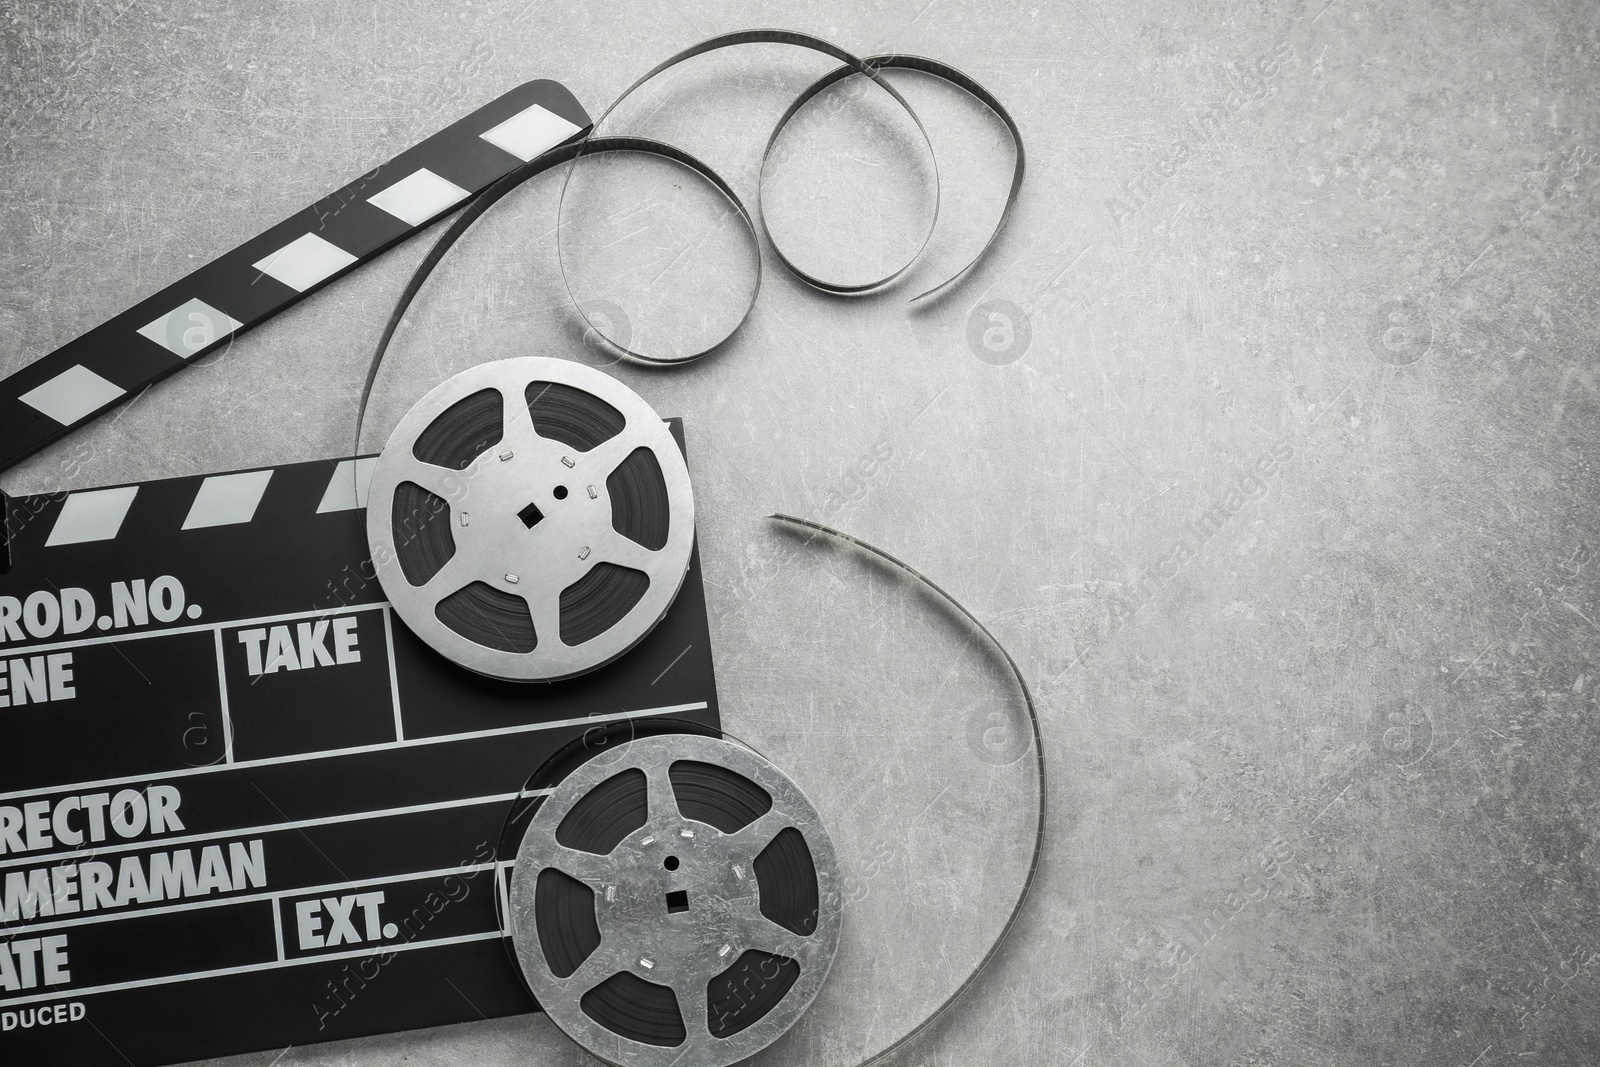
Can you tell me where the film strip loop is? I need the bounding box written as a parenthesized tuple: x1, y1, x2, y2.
(563, 30, 1027, 352)
(1, 35, 1023, 468)
(767, 52, 1028, 304)
(368, 29, 1026, 378)
(557, 28, 943, 313)
(1, 33, 1024, 471)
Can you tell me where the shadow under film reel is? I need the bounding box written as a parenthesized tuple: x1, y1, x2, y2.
(508, 732, 843, 1066)
(366, 356, 694, 681)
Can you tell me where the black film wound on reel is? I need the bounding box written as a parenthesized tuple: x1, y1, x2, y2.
(496, 722, 844, 1067)
(389, 375, 670, 655)
(367, 357, 694, 681)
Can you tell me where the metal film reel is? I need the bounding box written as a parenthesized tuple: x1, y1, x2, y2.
(366, 357, 694, 681)
(508, 733, 843, 1067)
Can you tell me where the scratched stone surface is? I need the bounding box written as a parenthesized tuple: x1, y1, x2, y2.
(3, 0, 1599, 1065)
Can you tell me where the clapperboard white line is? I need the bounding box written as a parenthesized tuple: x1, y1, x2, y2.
(0, 931, 507, 1010)
(0, 792, 525, 872)
(496, 858, 515, 931)
(271, 894, 286, 963)
(0, 701, 709, 804)
(212, 627, 235, 765)
(381, 605, 405, 742)
(0, 600, 387, 660)
(5, 858, 510, 939)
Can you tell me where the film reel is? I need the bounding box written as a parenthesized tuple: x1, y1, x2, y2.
(365, 357, 694, 681)
(508, 732, 843, 1067)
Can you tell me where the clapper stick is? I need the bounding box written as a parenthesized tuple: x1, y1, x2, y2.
(0, 80, 592, 476)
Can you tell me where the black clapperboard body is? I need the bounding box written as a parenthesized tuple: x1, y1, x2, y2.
(0, 423, 719, 1064)
(0, 70, 719, 1064)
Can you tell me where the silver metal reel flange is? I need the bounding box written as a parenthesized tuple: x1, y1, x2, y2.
(366, 356, 694, 681)
(509, 733, 844, 1067)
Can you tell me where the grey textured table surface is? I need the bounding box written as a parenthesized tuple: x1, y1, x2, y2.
(4, 0, 1599, 1065)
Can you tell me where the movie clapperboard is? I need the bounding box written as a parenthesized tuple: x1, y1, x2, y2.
(0, 428, 719, 1065)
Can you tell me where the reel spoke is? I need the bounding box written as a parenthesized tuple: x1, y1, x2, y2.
(524, 589, 563, 651)
(723, 809, 795, 859)
(595, 527, 660, 572)
(548, 843, 620, 887)
(674, 982, 711, 1040)
(417, 551, 476, 603)
(739, 916, 811, 963)
(560, 940, 629, 996)
(643, 762, 679, 824)
(388, 452, 463, 506)
(580, 426, 647, 482)
(500, 384, 562, 462)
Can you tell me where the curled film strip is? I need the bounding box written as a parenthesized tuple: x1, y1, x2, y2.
(354, 28, 1027, 681)
(358, 27, 1026, 388)
(764, 515, 1047, 1067)
(562, 31, 1028, 306)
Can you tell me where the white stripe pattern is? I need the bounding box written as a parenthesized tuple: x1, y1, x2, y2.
(18, 365, 126, 426)
(251, 233, 358, 292)
(136, 298, 243, 359)
(479, 102, 583, 161)
(182, 470, 275, 530)
(316, 457, 379, 513)
(44, 486, 140, 547)
(367, 168, 471, 226)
